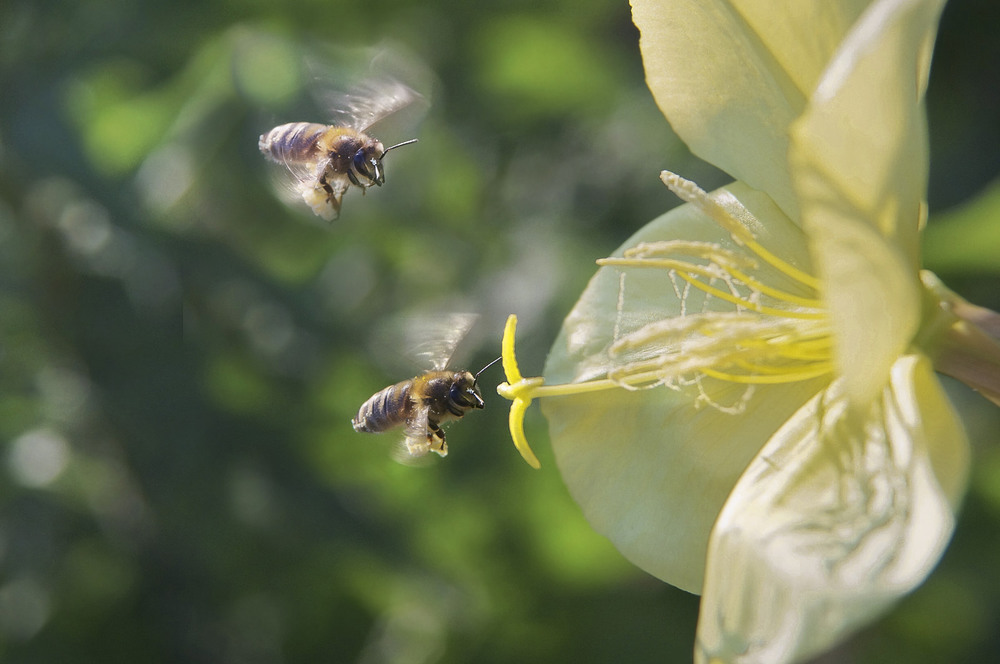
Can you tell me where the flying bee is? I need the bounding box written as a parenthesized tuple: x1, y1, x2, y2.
(351, 314, 499, 461)
(352, 358, 501, 459)
(258, 78, 421, 221)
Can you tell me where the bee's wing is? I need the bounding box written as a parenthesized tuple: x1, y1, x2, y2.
(406, 312, 479, 371)
(323, 77, 424, 133)
(270, 155, 317, 186)
(389, 403, 443, 465)
(368, 311, 479, 375)
(304, 42, 431, 135)
(263, 158, 344, 222)
(390, 440, 435, 467)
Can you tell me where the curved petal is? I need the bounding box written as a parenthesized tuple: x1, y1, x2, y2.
(695, 354, 969, 664)
(790, 0, 944, 404)
(631, 0, 870, 222)
(543, 182, 821, 593)
(804, 218, 919, 407)
(791, 0, 943, 265)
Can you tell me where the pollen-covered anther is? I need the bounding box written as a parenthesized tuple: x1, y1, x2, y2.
(659, 171, 758, 246)
(657, 170, 822, 294)
(610, 313, 804, 354)
(620, 240, 760, 273)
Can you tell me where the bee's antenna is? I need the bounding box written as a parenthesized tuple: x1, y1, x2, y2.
(382, 138, 418, 155)
(474, 356, 503, 383)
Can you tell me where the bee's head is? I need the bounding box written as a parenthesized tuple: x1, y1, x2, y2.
(450, 356, 502, 410)
(348, 138, 418, 189)
(450, 371, 484, 410)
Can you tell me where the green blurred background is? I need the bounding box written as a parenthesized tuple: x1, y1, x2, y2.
(1, 0, 998, 662)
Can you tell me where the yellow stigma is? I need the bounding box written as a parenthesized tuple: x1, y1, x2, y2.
(497, 315, 628, 469)
(497, 313, 683, 469)
(497, 315, 544, 469)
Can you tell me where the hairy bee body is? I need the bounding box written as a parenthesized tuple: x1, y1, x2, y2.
(258, 77, 420, 221)
(351, 377, 415, 434)
(259, 123, 400, 221)
(352, 370, 485, 458)
(259, 122, 349, 170)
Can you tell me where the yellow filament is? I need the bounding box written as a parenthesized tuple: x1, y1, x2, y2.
(731, 358, 827, 375)
(723, 265, 822, 308)
(604, 251, 821, 310)
(775, 345, 832, 362)
(701, 363, 833, 384)
(599, 256, 821, 311)
(598, 257, 738, 283)
(659, 170, 821, 291)
(742, 238, 821, 291)
(673, 271, 825, 320)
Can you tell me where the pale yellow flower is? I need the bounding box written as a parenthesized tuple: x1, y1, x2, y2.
(497, 0, 1000, 661)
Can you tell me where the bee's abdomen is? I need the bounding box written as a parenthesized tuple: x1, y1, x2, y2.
(352, 380, 412, 433)
(259, 122, 330, 164)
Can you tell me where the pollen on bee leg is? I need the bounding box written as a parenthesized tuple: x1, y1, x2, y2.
(301, 187, 336, 221)
(427, 423, 448, 457)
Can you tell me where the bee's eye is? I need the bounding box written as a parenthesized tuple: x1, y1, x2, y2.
(352, 151, 371, 178)
(352, 150, 385, 187)
(451, 381, 484, 409)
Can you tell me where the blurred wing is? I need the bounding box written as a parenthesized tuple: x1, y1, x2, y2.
(406, 312, 479, 371)
(303, 41, 432, 134)
(391, 440, 435, 467)
(391, 404, 437, 465)
(325, 77, 423, 133)
(369, 311, 480, 375)
(263, 161, 343, 222)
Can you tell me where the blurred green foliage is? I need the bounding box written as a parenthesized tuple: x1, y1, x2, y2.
(0, 0, 998, 663)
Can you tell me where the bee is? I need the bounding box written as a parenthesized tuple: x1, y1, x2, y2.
(351, 314, 500, 460)
(259, 78, 420, 220)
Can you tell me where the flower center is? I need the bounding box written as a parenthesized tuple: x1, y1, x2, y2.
(498, 171, 833, 467)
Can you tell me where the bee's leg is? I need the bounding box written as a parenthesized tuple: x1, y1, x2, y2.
(318, 173, 334, 200)
(308, 174, 344, 221)
(302, 181, 340, 221)
(427, 420, 448, 457)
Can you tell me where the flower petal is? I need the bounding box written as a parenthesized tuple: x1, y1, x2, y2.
(791, 0, 943, 264)
(543, 182, 820, 593)
(631, 0, 870, 222)
(790, 0, 944, 404)
(805, 217, 919, 407)
(695, 354, 969, 664)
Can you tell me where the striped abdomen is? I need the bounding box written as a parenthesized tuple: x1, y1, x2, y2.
(258, 122, 331, 165)
(352, 380, 414, 433)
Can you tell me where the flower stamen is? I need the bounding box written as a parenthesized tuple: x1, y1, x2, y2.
(496, 174, 836, 467)
(659, 170, 821, 291)
(702, 364, 834, 384)
(671, 270, 824, 319)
